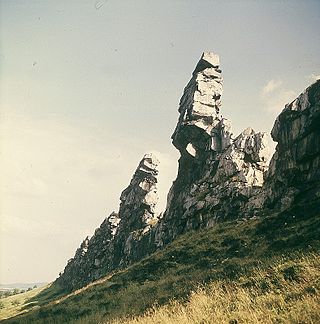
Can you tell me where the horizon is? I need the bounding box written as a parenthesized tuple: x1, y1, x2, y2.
(1, 0, 320, 284)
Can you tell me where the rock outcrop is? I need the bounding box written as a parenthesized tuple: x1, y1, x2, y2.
(172, 52, 222, 156)
(157, 52, 269, 245)
(264, 80, 320, 212)
(57, 153, 161, 291)
(56, 53, 320, 293)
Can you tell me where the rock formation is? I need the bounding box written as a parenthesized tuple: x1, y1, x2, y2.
(264, 80, 320, 213)
(57, 153, 161, 291)
(157, 52, 269, 245)
(114, 153, 160, 267)
(56, 53, 320, 292)
(172, 52, 222, 157)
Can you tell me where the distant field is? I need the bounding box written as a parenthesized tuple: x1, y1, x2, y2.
(0, 285, 49, 321)
(0, 283, 47, 291)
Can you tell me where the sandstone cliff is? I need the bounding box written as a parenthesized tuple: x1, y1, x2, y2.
(56, 53, 320, 292)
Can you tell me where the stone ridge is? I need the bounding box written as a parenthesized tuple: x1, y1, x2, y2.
(56, 54, 320, 292)
(56, 153, 161, 291)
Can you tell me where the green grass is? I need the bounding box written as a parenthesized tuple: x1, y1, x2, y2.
(3, 205, 320, 323)
(111, 254, 320, 324)
(0, 285, 49, 321)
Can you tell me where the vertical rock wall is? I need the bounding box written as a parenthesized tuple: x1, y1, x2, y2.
(264, 80, 320, 212)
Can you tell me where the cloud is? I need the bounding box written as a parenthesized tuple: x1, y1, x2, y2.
(261, 79, 283, 96)
(260, 79, 297, 115)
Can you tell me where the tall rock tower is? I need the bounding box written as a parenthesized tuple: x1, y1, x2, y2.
(171, 52, 224, 186)
(172, 52, 222, 154)
(157, 52, 269, 245)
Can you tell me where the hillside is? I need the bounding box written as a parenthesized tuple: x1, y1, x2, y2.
(112, 254, 320, 324)
(2, 203, 319, 323)
(0, 285, 48, 321)
(2, 53, 319, 323)
(54, 54, 320, 295)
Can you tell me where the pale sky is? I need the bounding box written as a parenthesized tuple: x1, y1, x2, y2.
(1, 0, 319, 284)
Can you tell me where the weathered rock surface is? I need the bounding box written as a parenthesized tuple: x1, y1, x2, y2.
(264, 80, 320, 212)
(172, 52, 223, 155)
(157, 52, 270, 245)
(56, 54, 320, 293)
(56, 154, 161, 291)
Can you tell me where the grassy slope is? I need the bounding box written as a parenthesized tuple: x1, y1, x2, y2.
(111, 254, 320, 324)
(0, 285, 48, 321)
(3, 205, 320, 323)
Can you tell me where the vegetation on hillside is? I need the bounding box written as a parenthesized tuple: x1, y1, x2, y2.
(2, 205, 320, 323)
(0, 285, 48, 321)
(0, 286, 39, 300)
(110, 254, 320, 324)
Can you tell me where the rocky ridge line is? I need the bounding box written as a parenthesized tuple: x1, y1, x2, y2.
(56, 53, 320, 292)
(57, 153, 161, 291)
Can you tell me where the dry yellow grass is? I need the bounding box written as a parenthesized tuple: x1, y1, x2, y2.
(111, 254, 320, 324)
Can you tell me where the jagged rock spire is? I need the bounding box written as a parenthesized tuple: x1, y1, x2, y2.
(119, 153, 159, 230)
(172, 52, 223, 156)
(160, 51, 270, 246)
(56, 153, 160, 291)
